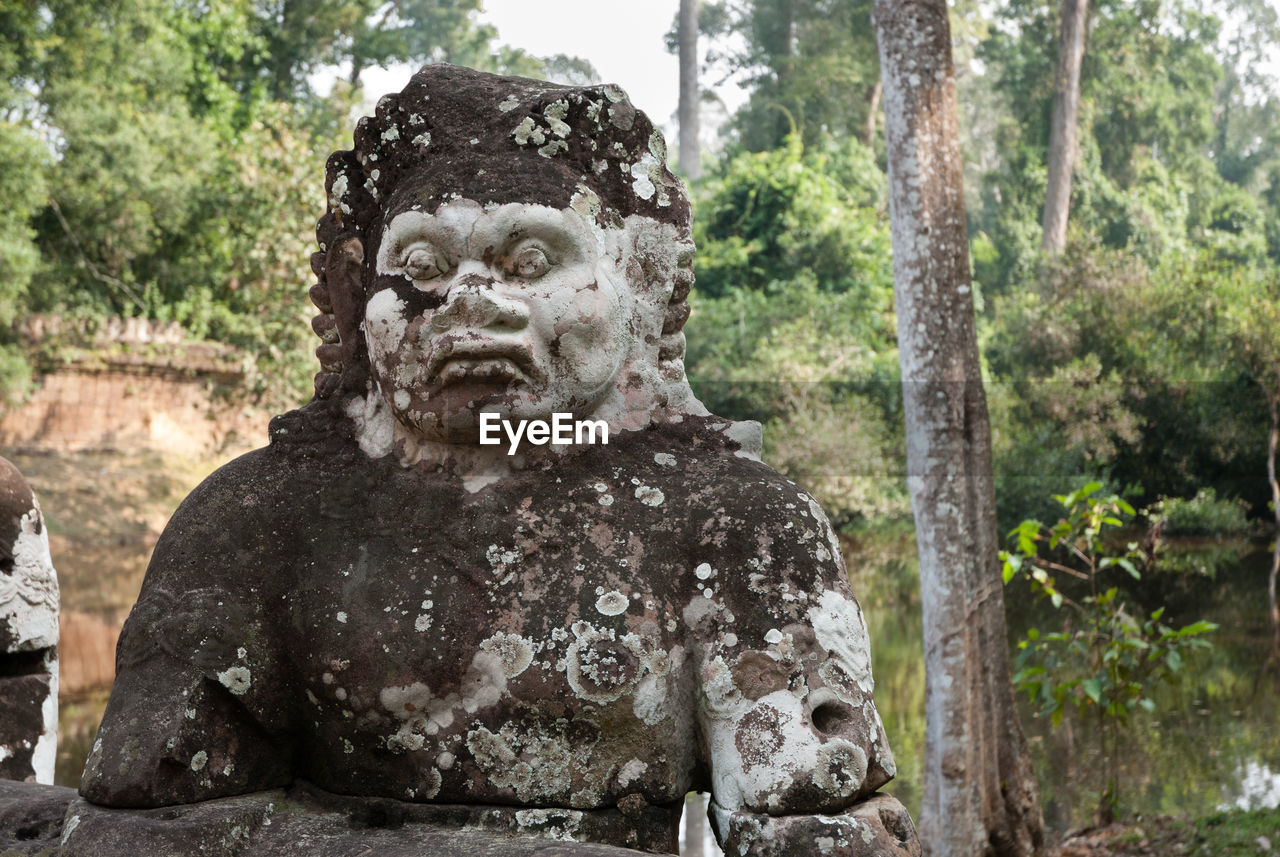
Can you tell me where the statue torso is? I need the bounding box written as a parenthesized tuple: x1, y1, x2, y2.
(282, 440, 709, 808)
(82, 414, 895, 833)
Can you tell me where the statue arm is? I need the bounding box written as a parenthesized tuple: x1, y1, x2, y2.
(79, 456, 295, 807)
(688, 477, 915, 855)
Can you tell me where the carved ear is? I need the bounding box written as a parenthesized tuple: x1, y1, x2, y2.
(325, 236, 365, 365)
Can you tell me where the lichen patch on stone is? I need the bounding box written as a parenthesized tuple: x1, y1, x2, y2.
(594, 590, 628, 616)
(217, 666, 251, 695)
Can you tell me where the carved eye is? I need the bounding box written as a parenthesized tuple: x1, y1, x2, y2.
(402, 245, 445, 281)
(508, 246, 551, 280)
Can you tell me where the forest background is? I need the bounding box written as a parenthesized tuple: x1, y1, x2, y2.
(6, 0, 1280, 529)
(3, 0, 1280, 837)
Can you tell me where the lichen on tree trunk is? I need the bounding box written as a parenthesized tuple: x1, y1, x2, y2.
(872, 2, 1045, 855)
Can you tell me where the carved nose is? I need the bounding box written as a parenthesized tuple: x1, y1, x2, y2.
(430, 274, 528, 333)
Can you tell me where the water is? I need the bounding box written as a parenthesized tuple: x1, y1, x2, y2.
(51, 526, 1277, 834)
(849, 532, 1280, 830)
(1018, 537, 1280, 827)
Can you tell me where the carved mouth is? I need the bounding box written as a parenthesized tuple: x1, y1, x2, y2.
(427, 341, 534, 387)
(435, 356, 526, 386)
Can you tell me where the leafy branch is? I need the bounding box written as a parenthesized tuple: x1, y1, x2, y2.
(1001, 481, 1217, 823)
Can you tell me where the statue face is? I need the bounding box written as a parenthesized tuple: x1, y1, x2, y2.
(364, 199, 630, 442)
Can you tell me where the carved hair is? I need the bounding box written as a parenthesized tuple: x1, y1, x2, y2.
(306, 65, 696, 407)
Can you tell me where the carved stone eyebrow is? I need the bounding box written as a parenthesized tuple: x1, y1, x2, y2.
(471, 205, 589, 265)
(376, 209, 468, 276)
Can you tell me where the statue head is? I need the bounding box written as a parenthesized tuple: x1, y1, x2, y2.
(308, 65, 707, 455)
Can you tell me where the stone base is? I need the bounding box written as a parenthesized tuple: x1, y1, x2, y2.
(0, 779, 73, 856)
(1, 781, 921, 856)
(709, 793, 921, 857)
(0, 779, 678, 856)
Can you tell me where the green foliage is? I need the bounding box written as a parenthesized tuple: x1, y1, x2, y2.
(692, 134, 890, 299)
(984, 244, 1274, 526)
(1193, 807, 1280, 856)
(684, 279, 908, 528)
(1001, 482, 1217, 821)
(0, 344, 34, 408)
(682, 132, 900, 522)
(1148, 538, 1252, 579)
(0, 0, 595, 412)
(0, 121, 47, 327)
(974, 0, 1280, 298)
(1146, 489, 1253, 538)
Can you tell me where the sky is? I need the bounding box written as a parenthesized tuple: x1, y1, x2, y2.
(359, 0, 748, 142)
(356, 1, 1280, 140)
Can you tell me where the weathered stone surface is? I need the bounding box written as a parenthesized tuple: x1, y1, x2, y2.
(56, 782, 675, 856)
(0, 779, 73, 855)
(0, 316, 253, 455)
(65, 64, 920, 856)
(711, 794, 921, 857)
(79, 424, 895, 824)
(0, 457, 58, 785)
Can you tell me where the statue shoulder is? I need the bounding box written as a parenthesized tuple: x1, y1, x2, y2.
(164, 447, 300, 533)
(143, 442, 345, 593)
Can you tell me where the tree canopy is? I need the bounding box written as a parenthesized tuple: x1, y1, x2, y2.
(3, 0, 1280, 527)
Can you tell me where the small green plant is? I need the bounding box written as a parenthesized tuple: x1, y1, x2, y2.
(1001, 482, 1217, 824)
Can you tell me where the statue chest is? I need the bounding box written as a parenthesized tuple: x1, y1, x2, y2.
(280, 492, 704, 807)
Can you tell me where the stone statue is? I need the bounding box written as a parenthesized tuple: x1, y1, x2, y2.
(58, 66, 919, 856)
(0, 455, 59, 786)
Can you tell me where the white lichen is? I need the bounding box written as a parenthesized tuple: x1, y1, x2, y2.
(544, 100, 571, 137)
(634, 485, 664, 506)
(538, 140, 568, 158)
(807, 590, 873, 693)
(594, 590, 628, 616)
(480, 631, 535, 678)
(328, 174, 350, 212)
(617, 758, 648, 787)
(513, 116, 546, 146)
(217, 666, 251, 695)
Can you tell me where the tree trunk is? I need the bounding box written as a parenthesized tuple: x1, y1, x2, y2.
(1042, 0, 1088, 253)
(872, 3, 1045, 856)
(862, 79, 882, 145)
(678, 0, 702, 181)
(774, 0, 797, 143)
(1268, 395, 1279, 658)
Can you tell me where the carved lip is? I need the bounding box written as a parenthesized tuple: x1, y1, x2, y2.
(426, 340, 535, 386)
(435, 357, 526, 387)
